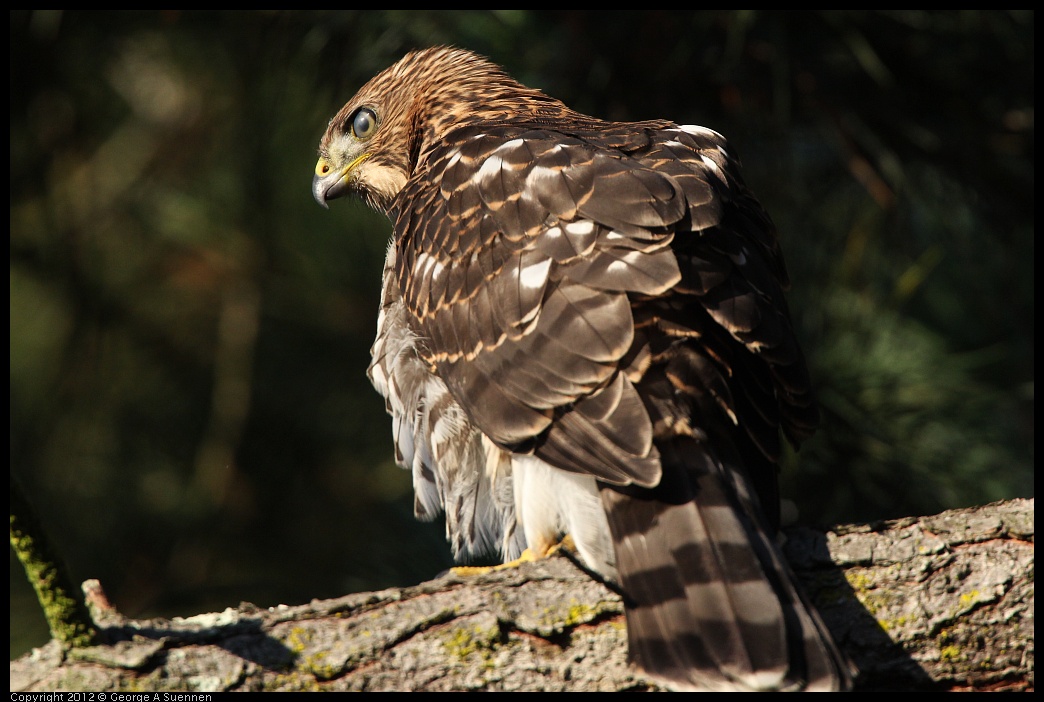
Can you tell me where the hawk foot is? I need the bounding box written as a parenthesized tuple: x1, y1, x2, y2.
(451, 534, 576, 576)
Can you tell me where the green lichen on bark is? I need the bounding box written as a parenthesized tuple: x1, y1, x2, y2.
(10, 473, 96, 647)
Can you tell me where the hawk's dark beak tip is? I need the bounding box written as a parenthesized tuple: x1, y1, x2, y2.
(312, 174, 331, 210)
(313, 169, 351, 209)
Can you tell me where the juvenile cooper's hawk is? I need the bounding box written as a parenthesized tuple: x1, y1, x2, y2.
(312, 47, 851, 691)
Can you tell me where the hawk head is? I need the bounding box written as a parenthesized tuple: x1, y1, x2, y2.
(312, 47, 568, 214)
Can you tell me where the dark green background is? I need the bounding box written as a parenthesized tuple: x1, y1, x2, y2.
(10, 10, 1033, 658)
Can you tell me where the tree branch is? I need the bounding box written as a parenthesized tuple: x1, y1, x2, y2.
(10, 498, 1033, 692)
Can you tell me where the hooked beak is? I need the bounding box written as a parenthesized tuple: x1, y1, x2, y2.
(312, 153, 369, 208)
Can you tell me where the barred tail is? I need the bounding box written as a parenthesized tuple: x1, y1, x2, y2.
(600, 437, 852, 691)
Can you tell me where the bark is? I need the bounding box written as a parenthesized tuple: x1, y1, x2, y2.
(10, 498, 1033, 692)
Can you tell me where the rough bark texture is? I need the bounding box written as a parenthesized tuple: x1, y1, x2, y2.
(10, 498, 1033, 692)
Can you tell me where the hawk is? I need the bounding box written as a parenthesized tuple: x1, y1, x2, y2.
(312, 47, 851, 691)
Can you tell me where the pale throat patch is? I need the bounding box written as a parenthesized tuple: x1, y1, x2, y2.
(358, 160, 409, 202)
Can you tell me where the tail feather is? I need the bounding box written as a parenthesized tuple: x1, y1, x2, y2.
(600, 437, 851, 691)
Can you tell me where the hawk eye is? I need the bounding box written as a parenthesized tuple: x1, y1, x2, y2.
(350, 107, 377, 140)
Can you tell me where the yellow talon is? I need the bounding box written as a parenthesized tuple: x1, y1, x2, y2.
(546, 533, 576, 557)
(450, 535, 576, 576)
